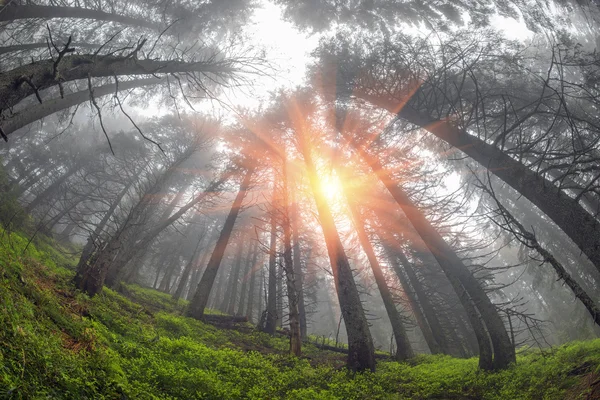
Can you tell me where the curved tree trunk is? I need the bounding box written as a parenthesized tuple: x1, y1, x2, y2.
(383, 103, 600, 276)
(380, 241, 442, 355)
(486, 186, 600, 328)
(363, 153, 514, 370)
(25, 164, 81, 213)
(173, 226, 212, 300)
(76, 181, 133, 272)
(1, 78, 161, 137)
(301, 141, 375, 372)
(342, 182, 413, 360)
(0, 5, 160, 30)
(0, 42, 102, 55)
(391, 247, 453, 355)
(0, 53, 236, 111)
(186, 167, 255, 319)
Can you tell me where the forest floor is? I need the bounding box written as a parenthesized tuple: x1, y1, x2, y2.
(1, 228, 600, 399)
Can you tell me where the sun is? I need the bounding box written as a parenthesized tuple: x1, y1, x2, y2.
(319, 172, 344, 203)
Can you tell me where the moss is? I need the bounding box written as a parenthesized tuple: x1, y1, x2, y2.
(1, 229, 600, 399)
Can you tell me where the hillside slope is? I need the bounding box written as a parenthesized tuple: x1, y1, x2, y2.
(1, 228, 600, 399)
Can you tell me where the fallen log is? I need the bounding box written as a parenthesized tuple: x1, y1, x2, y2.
(309, 342, 392, 360)
(203, 315, 248, 323)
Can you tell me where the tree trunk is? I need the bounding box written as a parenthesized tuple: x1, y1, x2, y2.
(373, 101, 600, 277)
(174, 226, 212, 300)
(1, 78, 161, 137)
(158, 253, 180, 292)
(75, 181, 132, 273)
(59, 221, 77, 240)
(0, 5, 161, 29)
(25, 164, 80, 213)
(257, 265, 265, 323)
(301, 140, 375, 372)
(276, 259, 283, 329)
(381, 242, 442, 355)
(105, 175, 227, 287)
(226, 240, 245, 315)
(237, 240, 257, 316)
(209, 266, 226, 311)
(187, 246, 212, 301)
(153, 253, 169, 289)
(342, 182, 413, 360)
(1, 53, 236, 111)
(186, 167, 254, 319)
(490, 190, 600, 328)
(390, 246, 450, 355)
(364, 154, 514, 370)
(74, 238, 120, 296)
(291, 187, 308, 339)
(281, 157, 302, 356)
(0, 41, 101, 55)
(264, 188, 279, 335)
(246, 240, 260, 322)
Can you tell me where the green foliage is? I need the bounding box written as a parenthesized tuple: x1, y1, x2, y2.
(1, 230, 600, 399)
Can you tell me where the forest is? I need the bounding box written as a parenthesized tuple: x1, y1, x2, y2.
(1, 0, 600, 398)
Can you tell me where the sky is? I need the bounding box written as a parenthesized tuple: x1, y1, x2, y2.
(215, 1, 320, 113)
(129, 0, 547, 127)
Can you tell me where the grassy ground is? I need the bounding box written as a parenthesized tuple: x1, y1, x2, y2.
(1, 228, 600, 399)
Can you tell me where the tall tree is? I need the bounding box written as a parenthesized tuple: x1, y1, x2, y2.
(341, 168, 414, 360)
(263, 183, 279, 335)
(186, 165, 255, 319)
(295, 116, 376, 371)
(360, 148, 515, 369)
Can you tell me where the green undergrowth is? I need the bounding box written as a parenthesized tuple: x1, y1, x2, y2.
(1, 229, 600, 399)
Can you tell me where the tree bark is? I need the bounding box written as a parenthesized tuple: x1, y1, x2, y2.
(226, 239, 245, 315)
(0, 42, 100, 55)
(342, 182, 413, 360)
(173, 225, 212, 300)
(246, 240, 260, 322)
(186, 167, 254, 319)
(0, 5, 161, 30)
(263, 186, 279, 335)
(25, 164, 80, 213)
(237, 240, 257, 316)
(388, 104, 600, 277)
(363, 153, 514, 370)
(1, 78, 161, 137)
(301, 140, 376, 372)
(74, 238, 120, 296)
(0, 53, 235, 111)
(391, 247, 451, 355)
(186, 245, 212, 301)
(380, 241, 442, 355)
(291, 187, 308, 339)
(281, 157, 302, 356)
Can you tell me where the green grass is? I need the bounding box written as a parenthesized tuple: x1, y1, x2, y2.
(1, 228, 600, 399)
